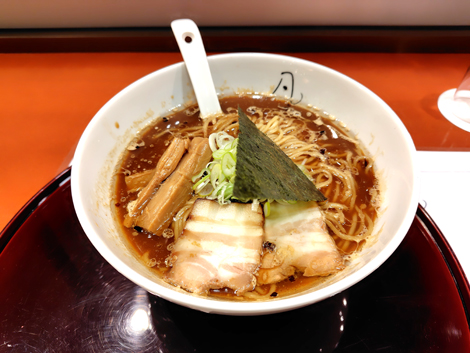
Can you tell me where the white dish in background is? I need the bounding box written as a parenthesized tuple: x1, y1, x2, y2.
(418, 151, 470, 276)
(71, 53, 419, 315)
(438, 88, 470, 133)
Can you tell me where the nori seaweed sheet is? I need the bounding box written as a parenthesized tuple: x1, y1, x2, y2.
(233, 107, 327, 202)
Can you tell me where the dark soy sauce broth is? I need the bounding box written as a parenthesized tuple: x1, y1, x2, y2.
(113, 94, 379, 299)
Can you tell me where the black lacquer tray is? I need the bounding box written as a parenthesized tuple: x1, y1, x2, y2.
(1, 168, 469, 352)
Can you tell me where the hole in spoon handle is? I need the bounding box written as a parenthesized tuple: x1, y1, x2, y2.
(183, 33, 193, 43)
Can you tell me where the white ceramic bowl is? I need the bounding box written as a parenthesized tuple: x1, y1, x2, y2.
(71, 53, 419, 316)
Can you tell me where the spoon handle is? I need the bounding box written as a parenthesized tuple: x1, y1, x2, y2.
(171, 19, 223, 119)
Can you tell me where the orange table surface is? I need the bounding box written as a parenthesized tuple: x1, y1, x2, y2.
(1, 52, 470, 231)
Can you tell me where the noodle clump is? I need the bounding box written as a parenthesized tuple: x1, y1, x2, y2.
(167, 97, 380, 256)
(115, 93, 381, 300)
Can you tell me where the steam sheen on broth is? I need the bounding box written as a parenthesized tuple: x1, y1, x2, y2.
(113, 94, 381, 300)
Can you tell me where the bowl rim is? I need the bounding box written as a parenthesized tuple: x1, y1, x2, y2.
(71, 52, 420, 315)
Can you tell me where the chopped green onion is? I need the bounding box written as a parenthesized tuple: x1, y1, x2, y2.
(221, 152, 236, 177)
(210, 163, 223, 188)
(223, 184, 234, 198)
(191, 168, 209, 183)
(192, 131, 298, 211)
(192, 131, 238, 205)
(198, 182, 214, 197)
(192, 174, 210, 191)
(263, 201, 271, 217)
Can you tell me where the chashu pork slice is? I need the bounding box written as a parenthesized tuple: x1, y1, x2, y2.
(257, 201, 344, 285)
(165, 199, 264, 295)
